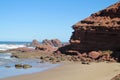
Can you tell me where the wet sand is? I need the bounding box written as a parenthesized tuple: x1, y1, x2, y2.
(2, 62, 120, 80)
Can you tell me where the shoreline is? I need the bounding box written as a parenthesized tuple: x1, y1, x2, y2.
(0, 63, 60, 79)
(0, 52, 60, 79)
(2, 62, 120, 80)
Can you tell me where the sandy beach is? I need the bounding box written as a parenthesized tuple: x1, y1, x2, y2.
(2, 62, 120, 80)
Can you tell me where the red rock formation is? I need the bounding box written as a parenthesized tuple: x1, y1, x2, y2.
(42, 39, 63, 47)
(31, 39, 40, 47)
(29, 39, 62, 52)
(35, 44, 56, 52)
(59, 2, 120, 54)
(88, 51, 100, 59)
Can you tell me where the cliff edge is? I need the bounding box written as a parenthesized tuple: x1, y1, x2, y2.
(59, 1, 120, 54)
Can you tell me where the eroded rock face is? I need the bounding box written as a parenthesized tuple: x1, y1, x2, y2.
(31, 39, 40, 47)
(28, 39, 62, 52)
(35, 44, 55, 52)
(42, 39, 63, 47)
(59, 2, 120, 53)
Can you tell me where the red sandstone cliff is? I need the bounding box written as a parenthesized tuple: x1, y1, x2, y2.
(59, 1, 120, 54)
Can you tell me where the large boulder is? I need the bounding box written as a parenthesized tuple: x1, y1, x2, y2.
(15, 64, 32, 69)
(88, 51, 101, 59)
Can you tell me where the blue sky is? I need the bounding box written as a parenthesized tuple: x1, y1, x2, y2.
(0, 0, 119, 42)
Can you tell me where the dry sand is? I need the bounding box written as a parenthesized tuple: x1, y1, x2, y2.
(2, 62, 120, 80)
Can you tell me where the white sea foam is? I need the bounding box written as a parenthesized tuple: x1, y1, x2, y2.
(0, 53, 12, 59)
(0, 44, 26, 51)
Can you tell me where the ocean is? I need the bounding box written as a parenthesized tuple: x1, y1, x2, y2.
(0, 41, 31, 51)
(0, 41, 31, 44)
(0, 41, 59, 79)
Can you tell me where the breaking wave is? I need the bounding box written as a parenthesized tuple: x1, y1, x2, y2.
(0, 44, 26, 51)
